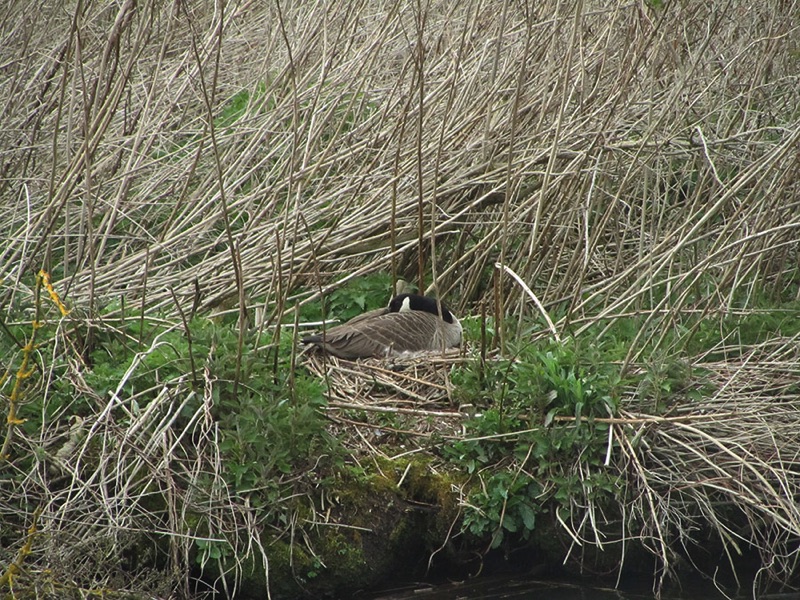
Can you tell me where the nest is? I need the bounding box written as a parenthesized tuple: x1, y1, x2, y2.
(303, 348, 473, 452)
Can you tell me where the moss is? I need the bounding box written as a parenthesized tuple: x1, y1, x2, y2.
(216, 463, 457, 598)
(379, 455, 461, 544)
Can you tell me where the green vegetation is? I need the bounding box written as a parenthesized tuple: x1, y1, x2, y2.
(297, 273, 395, 323)
(0, 280, 346, 596)
(446, 341, 621, 549)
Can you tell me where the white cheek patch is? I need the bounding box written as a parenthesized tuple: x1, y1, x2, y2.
(400, 297, 412, 312)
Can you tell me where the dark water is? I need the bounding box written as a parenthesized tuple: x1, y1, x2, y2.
(361, 575, 761, 600)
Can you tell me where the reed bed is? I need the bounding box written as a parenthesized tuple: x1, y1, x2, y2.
(1, 0, 800, 596)
(2, 0, 797, 318)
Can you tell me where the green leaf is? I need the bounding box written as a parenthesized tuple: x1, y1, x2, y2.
(502, 516, 518, 532)
(490, 530, 504, 548)
(518, 503, 536, 530)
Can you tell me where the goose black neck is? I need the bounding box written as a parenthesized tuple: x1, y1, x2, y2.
(388, 294, 454, 323)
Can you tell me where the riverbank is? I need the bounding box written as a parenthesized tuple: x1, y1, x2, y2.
(3, 294, 799, 599)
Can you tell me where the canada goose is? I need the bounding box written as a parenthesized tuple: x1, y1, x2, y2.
(302, 293, 462, 359)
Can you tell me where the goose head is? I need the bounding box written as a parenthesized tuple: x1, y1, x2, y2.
(389, 293, 459, 322)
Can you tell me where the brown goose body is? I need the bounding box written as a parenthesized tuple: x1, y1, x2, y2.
(302, 294, 462, 359)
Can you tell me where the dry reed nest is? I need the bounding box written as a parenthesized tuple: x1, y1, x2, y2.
(304, 348, 472, 446)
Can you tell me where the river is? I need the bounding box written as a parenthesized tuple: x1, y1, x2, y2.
(359, 573, 771, 599)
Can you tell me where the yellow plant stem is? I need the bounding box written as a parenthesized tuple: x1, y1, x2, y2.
(38, 270, 70, 317)
(0, 274, 50, 461)
(0, 331, 36, 462)
(0, 507, 41, 593)
(1, 271, 69, 460)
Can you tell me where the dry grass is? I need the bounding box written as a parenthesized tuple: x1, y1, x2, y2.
(307, 349, 470, 452)
(613, 344, 800, 591)
(3, 0, 797, 318)
(1, 0, 800, 596)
